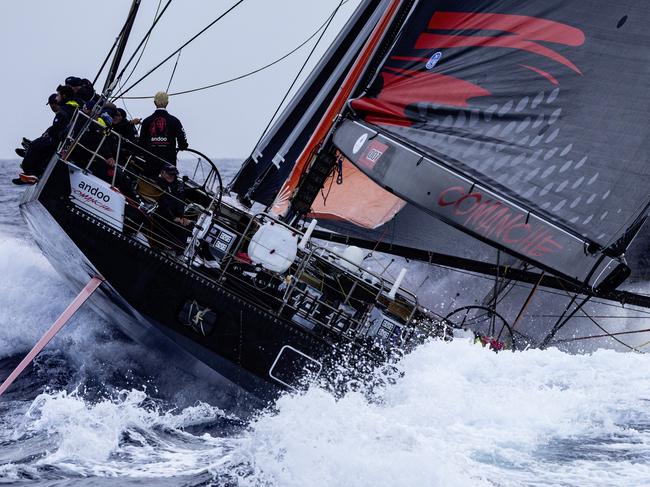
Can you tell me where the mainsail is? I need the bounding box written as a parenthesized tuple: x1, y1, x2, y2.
(321, 0, 650, 291)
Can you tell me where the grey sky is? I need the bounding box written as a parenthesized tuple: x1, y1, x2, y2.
(0, 0, 361, 160)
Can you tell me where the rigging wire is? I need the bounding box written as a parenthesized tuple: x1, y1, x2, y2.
(554, 327, 650, 344)
(117, 0, 165, 119)
(530, 314, 650, 320)
(101, 0, 650, 346)
(252, 0, 345, 148)
(573, 308, 643, 353)
(114, 0, 245, 99)
(166, 50, 183, 93)
(416, 258, 650, 348)
(119, 0, 166, 92)
(94, 0, 159, 86)
(547, 279, 643, 352)
(114, 0, 173, 89)
(118, 0, 351, 100)
(426, 259, 650, 318)
(94, 33, 121, 86)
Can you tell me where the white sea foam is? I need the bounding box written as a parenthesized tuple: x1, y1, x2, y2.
(3, 157, 650, 485)
(6, 340, 650, 486)
(21, 388, 236, 478)
(0, 237, 77, 358)
(243, 340, 650, 487)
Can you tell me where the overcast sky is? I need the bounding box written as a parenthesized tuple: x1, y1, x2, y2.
(0, 0, 361, 160)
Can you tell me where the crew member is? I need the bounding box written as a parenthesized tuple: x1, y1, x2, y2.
(13, 85, 80, 184)
(72, 106, 119, 183)
(65, 76, 96, 103)
(139, 91, 188, 178)
(152, 163, 192, 253)
(112, 108, 140, 144)
(14, 94, 59, 159)
(46, 93, 60, 113)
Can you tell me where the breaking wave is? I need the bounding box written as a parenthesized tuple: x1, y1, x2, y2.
(2, 160, 650, 486)
(2, 338, 650, 486)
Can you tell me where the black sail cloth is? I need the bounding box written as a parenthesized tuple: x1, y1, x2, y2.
(330, 0, 650, 290)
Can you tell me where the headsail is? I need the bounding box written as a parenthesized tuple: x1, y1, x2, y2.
(229, 0, 391, 205)
(326, 0, 650, 290)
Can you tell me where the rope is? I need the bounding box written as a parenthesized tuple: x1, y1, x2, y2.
(166, 50, 183, 93)
(115, 0, 245, 98)
(254, 0, 345, 147)
(230, 0, 346, 198)
(118, 0, 351, 100)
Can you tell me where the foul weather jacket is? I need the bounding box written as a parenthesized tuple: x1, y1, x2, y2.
(138, 109, 188, 173)
(45, 100, 80, 142)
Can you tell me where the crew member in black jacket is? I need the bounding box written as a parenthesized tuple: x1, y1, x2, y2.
(13, 85, 80, 184)
(152, 163, 192, 253)
(65, 76, 96, 104)
(139, 92, 188, 178)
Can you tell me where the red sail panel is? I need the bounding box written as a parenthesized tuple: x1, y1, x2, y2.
(328, 0, 650, 289)
(344, 0, 650, 249)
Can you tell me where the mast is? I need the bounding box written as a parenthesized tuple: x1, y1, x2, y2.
(273, 0, 405, 222)
(103, 0, 142, 93)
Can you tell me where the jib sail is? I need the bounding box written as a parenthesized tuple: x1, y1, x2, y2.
(228, 0, 390, 205)
(327, 0, 650, 290)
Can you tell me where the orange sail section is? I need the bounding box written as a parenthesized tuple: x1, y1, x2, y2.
(309, 158, 405, 229)
(271, 0, 403, 216)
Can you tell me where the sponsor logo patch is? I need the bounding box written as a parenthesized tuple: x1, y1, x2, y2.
(69, 169, 125, 232)
(425, 51, 442, 69)
(358, 140, 388, 170)
(353, 133, 368, 154)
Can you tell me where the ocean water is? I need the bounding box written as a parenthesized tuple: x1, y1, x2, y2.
(1, 159, 650, 486)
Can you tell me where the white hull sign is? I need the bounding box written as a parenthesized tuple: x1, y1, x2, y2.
(69, 168, 125, 232)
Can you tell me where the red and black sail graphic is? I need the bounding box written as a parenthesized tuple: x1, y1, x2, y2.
(149, 116, 169, 145)
(332, 0, 650, 288)
(352, 10, 585, 125)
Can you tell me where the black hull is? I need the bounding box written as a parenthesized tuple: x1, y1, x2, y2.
(19, 160, 343, 408)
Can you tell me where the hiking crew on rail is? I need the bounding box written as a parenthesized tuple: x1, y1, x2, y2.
(12, 80, 188, 186)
